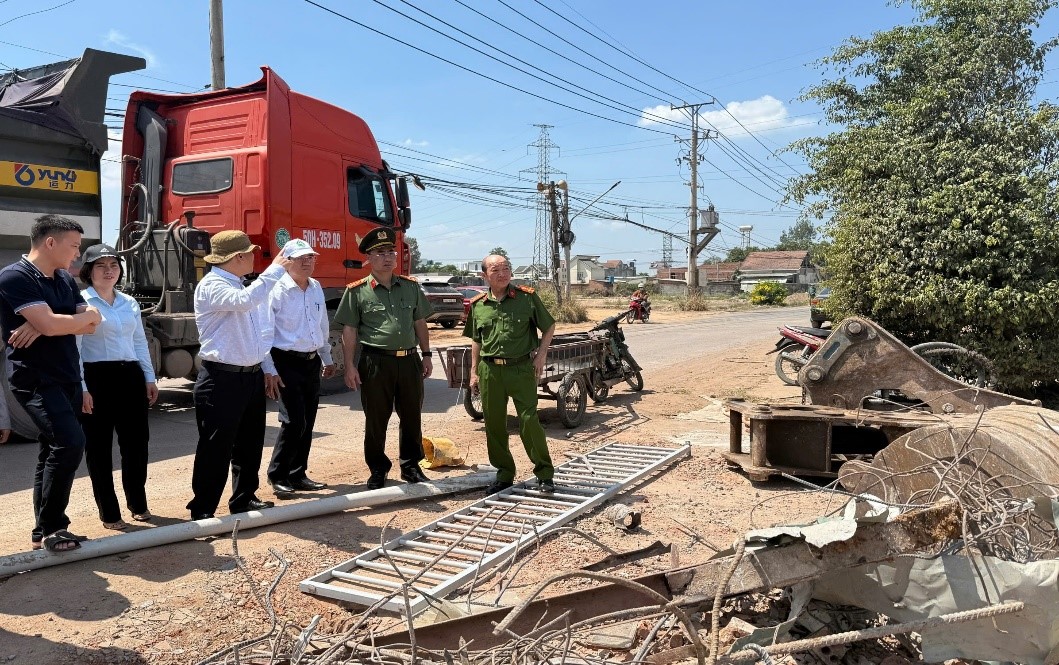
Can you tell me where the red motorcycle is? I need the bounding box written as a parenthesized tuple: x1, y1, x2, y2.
(626, 297, 651, 323)
(769, 324, 998, 388)
(769, 324, 829, 385)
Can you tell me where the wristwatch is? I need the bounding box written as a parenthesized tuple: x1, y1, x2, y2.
(421, 350, 433, 357)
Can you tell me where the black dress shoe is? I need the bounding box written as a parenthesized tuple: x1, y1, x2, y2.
(366, 472, 387, 490)
(289, 477, 327, 491)
(538, 479, 556, 494)
(191, 513, 215, 521)
(486, 480, 513, 495)
(271, 480, 296, 494)
(400, 466, 429, 484)
(235, 499, 274, 512)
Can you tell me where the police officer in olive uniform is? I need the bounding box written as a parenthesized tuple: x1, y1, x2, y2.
(464, 254, 556, 495)
(334, 228, 433, 490)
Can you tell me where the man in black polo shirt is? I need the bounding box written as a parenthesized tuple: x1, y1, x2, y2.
(0, 215, 102, 552)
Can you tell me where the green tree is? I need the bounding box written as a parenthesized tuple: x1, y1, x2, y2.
(775, 220, 817, 251)
(405, 236, 423, 273)
(786, 0, 1059, 392)
(489, 246, 509, 259)
(724, 246, 764, 263)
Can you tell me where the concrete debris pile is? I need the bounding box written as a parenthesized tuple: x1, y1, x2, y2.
(193, 406, 1059, 664)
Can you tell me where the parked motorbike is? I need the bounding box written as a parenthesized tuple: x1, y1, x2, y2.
(769, 325, 998, 388)
(587, 312, 645, 401)
(769, 324, 830, 385)
(626, 297, 651, 324)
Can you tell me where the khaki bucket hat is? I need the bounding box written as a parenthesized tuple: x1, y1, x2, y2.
(204, 230, 259, 264)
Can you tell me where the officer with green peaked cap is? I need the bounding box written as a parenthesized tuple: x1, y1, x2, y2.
(334, 226, 433, 490)
(463, 253, 556, 496)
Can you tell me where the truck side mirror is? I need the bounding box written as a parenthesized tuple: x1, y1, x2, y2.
(399, 208, 412, 229)
(396, 177, 410, 209)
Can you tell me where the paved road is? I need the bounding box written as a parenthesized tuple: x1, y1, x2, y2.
(0, 306, 803, 547)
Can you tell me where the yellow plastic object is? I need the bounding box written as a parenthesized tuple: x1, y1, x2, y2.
(420, 436, 466, 469)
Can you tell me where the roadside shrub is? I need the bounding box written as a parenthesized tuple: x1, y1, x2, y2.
(537, 288, 589, 323)
(749, 281, 788, 305)
(677, 291, 709, 311)
(556, 298, 589, 323)
(615, 282, 641, 297)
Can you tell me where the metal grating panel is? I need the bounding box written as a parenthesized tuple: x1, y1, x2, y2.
(300, 442, 690, 615)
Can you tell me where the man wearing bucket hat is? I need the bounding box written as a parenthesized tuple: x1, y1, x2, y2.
(261, 238, 336, 497)
(334, 227, 433, 490)
(186, 230, 291, 520)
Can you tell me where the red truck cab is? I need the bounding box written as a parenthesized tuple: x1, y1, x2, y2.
(116, 67, 412, 380)
(119, 67, 409, 289)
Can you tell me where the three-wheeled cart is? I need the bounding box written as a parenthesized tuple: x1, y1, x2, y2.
(438, 333, 604, 428)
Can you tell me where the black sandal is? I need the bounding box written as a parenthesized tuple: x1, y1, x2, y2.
(42, 530, 87, 552)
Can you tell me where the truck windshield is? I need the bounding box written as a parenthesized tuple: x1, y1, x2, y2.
(348, 168, 394, 225)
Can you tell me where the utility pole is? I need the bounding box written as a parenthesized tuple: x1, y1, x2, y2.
(209, 0, 226, 90)
(672, 102, 715, 293)
(558, 182, 571, 298)
(546, 181, 563, 306)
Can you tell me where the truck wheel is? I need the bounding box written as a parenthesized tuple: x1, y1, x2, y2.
(464, 388, 483, 420)
(440, 320, 458, 329)
(557, 372, 587, 428)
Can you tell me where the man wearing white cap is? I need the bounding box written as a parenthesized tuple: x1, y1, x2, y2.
(263, 238, 337, 496)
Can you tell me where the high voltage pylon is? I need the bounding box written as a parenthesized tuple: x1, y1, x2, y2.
(522, 124, 561, 279)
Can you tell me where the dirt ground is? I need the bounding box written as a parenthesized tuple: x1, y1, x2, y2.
(0, 307, 834, 664)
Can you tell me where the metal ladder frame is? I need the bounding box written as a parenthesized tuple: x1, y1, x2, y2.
(300, 443, 691, 615)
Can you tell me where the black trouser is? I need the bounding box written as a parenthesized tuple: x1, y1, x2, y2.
(11, 381, 85, 542)
(188, 361, 266, 515)
(81, 361, 150, 523)
(358, 349, 425, 475)
(267, 349, 322, 483)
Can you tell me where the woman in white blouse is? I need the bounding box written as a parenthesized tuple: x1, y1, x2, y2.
(77, 244, 158, 531)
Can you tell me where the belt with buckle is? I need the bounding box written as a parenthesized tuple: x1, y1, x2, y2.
(482, 354, 531, 366)
(362, 346, 417, 357)
(203, 359, 262, 373)
(272, 348, 318, 360)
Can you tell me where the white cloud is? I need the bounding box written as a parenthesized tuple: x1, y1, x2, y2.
(105, 30, 158, 68)
(640, 95, 810, 138)
(402, 138, 430, 147)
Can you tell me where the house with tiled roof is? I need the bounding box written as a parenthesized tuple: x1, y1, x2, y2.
(737, 250, 818, 291)
(602, 259, 637, 279)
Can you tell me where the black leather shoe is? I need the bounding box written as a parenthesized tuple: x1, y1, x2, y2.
(191, 513, 215, 521)
(235, 499, 274, 512)
(400, 467, 429, 484)
(366, 472, 387, 490)
(538, 479, 556, 494)
(271, 480, 295, 495)
(486, 480, 513, 495)
(289, 477, 327, 491)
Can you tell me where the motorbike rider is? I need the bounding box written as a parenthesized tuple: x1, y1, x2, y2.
(631, 283, 651, 319)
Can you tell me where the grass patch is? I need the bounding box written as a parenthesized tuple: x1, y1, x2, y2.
(538, 288, 590, 323)
(677, 291, 710, 311)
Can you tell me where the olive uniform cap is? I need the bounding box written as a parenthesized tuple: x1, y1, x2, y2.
(358, 227, 397, 254)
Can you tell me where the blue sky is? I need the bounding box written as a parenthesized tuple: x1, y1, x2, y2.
(3, 0, 1057, 270)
